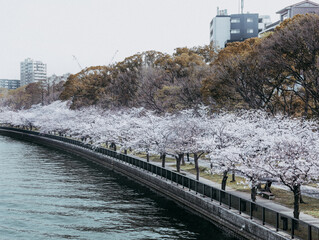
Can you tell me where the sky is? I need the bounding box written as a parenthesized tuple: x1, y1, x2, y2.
(0, 0, 311, 79)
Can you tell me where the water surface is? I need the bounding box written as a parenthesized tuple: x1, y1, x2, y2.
(0, 135, 237, 240)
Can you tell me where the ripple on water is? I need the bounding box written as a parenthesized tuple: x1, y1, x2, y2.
(0, 135, 237, 240)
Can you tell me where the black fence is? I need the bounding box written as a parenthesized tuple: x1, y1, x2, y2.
(1, 126, 318, 240)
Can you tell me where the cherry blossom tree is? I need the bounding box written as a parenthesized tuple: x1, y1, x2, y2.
(176, 107, 211, 180)
(1, 100, 319, 219)
(263, 138, 319, 219)
(147, 114, 172, 168)
(129, 115, 153, 162)
(167, 113, 191, 172)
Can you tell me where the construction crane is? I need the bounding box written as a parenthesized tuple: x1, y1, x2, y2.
(109, 50, 119, 65)
(72, 55, 83, 70)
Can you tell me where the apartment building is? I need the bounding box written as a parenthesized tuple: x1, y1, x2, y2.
(0, 79, 20, 89)
(210, 9, 267, 49)
(20, 58, 47, 86)
(260, 0, 319, 34)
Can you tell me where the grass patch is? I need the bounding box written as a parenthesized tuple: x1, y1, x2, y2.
(308, 183, 319, 188)
(180, 163, 248, 190)
(134, 153, 175, 163)
(270, 188, 319, 218)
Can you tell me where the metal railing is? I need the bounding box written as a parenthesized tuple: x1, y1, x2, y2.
(1, 126, 318, 240)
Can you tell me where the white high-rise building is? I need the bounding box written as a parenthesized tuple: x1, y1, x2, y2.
(20, 58, 47, 86)
(210, 9, 230, 49)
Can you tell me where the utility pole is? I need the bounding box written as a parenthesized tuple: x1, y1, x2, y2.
(241, 0, 244, 14)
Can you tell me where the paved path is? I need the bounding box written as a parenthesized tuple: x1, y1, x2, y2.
(272, 183, 319, 199)
(128, 152, 319, 230)
(182, 157, 319, 200)
(161, 158, 319, 228)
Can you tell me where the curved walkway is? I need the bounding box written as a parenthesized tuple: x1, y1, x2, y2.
(162, 159, 319, 228)
(184, 157, 319, 199)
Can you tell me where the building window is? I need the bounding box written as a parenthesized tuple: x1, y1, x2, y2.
(231, 18, 240, 23)
(282, 13, 288, 20)
(247, 18, 254, 23)
(231, 29, 240, 34)
(247, 29, 254, 33)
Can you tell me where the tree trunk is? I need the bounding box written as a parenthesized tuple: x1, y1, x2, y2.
(194, 153, 199, 181)
(181, 154, 185, 166)
(264, 181, 272, 193)
(161, 153, 166, 168)
(146, 152, 149, 162)
(112, 143, 117, 151)
(179, 153, 184, 172)
(251, 180, 257, 202)
(175, 155, 182, 172)
(304, 85, 309, 117)
(293, 185, 300, 219)
(230, 170, 236, 182)
(175, 156, 179, 172)
(221, 170, 228, 190)
(251, 187, 257, 202)
(187, 153, 190, 162)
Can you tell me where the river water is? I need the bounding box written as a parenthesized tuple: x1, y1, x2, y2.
(0, 135, 237, 240)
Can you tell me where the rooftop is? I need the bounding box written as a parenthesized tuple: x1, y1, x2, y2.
(276, 0, 319, 14)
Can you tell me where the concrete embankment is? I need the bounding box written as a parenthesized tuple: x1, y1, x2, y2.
(0, 128, 291, 240)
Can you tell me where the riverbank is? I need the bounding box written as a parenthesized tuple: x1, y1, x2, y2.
(1, 127, 318, 240)
(0, 134, 235, 240)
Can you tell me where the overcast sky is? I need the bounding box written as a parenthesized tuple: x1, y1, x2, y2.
(0, 0, 310, 79)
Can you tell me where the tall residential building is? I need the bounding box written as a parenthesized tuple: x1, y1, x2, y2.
(210, 9, 261, 49)
(209, 9, 230, 49)
(228, 13, 259, 43)
(20, 58, 47, 86)
(0, 79, 20, 89)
